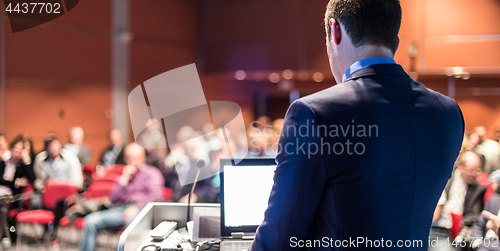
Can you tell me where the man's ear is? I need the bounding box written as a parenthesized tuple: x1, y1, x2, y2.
(394, 36, 401, 53)
(330, 18, 342, 46)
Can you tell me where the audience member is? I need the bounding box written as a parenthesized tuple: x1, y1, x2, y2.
(79, 143, 164, 251)
(0, 138, 33, 197)
(137, 119, 165, 149)
(434, 151, 486, 239)
(466, 131, 487, 170)
(99, 129, 125, 166)
(146, 148, 168, 173)
(247, 126, 275, 157)
(494, 127, 500, 143)
(0, 138, 33, 242)
(471, 192, 500, 250)
(486, 143, 500, 174)
(468, 132, 480, 151)
(10, 134, 37, 183)
(490, 171, 500, 195)
(64, 126, 92, 164)
(475, 125, 500, 161)
(166, 135, 214, 203)
(33, 134, 83, 192)
(0, 134, 10, 161)
(255, 116, 272, 130)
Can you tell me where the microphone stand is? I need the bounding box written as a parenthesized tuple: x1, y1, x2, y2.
(187, 160, 205, 223)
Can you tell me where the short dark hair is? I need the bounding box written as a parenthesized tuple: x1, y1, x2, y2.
(9, 136, 25, 150)
(44, 133, 59, 150)
(325, 0, 402, 54)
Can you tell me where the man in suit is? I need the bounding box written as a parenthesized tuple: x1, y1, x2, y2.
(250, 0, 464, 250)
(99, 128, 125, 166)
(433, 151, 486, 244)
(64, 126, 92, 164)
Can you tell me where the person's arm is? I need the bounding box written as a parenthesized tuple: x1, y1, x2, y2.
(433, 205, 442, 222)
(99, 148, 107, 166)
(110, 182, 127, 204)
(251, 99, 327, 251)
(110, 165, 137, 204)
(482, 211, 500, 236)
(0, 162, 14, 187)
(0, 178, 13, 187)
(12, 163, 29, 189)
(33, 154, 47, 190)
(67, 152, 84, 189)
(433, 191, 447, 222)
(80, 146, 92, 164)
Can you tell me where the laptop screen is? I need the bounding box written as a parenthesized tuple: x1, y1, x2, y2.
(220, 158, 276, 237)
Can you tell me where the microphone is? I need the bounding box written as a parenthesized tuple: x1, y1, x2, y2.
(187, 159, 206, 223)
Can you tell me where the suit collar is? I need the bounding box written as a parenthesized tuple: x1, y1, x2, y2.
(344, 63, 408, 83)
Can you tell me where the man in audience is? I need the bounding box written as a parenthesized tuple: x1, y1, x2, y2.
(64, 126, 92, 164)
(99, 128, 125, 166)
(486, 142, 500, 174)
(165, 134, 214, 203)
(79, 143, 164, 251)
(475, 125, 500, 162)
(33, 134, 83, 206)
(490, 171, 500, 194)
(0, 138, 32, 196)
(434, 151, 486, 238)
(0, 138, 33, 242)
(494, 127, 500, 143)
(471, 174, 500, 250)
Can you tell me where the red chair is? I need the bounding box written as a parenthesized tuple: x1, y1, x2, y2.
(59, 182, 116, 248)
(105, 164, 125, 174)
(163, 187, 173, 202)
(477, 173, 490, 186)
(59, 184, 116, 230)
(91, 170, 122, 183)
(450, 213, 463, 239)
(15, 181, 79, 251)
(83, 164, 96, 175)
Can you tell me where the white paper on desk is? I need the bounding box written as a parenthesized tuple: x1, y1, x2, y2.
(191, 207, 220, 242)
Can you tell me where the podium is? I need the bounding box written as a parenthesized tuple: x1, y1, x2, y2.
(118, 202, 220, 251)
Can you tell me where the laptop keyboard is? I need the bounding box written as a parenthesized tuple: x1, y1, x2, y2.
(221, 240, 254, 251)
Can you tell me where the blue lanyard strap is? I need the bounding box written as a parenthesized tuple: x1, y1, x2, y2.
(342, 57, 396, 83)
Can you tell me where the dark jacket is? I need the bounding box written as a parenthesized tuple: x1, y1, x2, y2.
(471, 194, 500, 251)
(251, 64, 464, 250)
(0, 161, 31, 195)
(99, 145, 125, 166)
(444, 178, 487, 227)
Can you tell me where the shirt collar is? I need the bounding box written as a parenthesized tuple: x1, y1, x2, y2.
(342, 57, 396, 83)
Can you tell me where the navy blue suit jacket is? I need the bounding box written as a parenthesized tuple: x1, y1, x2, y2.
(251, 64, 464, 250)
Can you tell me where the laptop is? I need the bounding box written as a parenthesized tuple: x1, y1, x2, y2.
(219, 158, 277, 251)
